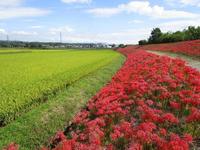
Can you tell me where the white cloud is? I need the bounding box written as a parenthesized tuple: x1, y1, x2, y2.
(88, 8, 122, 17)
(49, 26, 74, 35)
(0, 0, 23, 7)
(51, 27, 151, 44)
(181, 0, 200, 6)
(52, 19, 200, 44)
(23, 19, 36, 22)
(30, 25, 44, 29)
(166, 0, 200, 7)
(11, 31, 38, 36)
(0, 7, 50, 20)
(0, 0, 50, 20)
(87, 7, 121, 17)
(88, 1, 199, 19)
(128, 19, 143, 24)
(159, 19, 200, 32)
(61, 0, 91, 4)
(0, 28, 7, 34)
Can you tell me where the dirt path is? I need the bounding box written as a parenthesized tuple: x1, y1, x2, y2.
(147, 51, 200, 71)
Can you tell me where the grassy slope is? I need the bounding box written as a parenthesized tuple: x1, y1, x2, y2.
(0, 49, 119, 125)
(0, 54, 125, 149)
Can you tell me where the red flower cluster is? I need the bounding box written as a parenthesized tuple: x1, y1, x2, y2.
(49, 49, 199, 150)
(118, 40, 200, 57)
(142, 40, 200, 57)
(3, 143, 18, 150)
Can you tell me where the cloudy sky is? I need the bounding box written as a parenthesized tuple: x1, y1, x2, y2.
(0, 0, 200, 44)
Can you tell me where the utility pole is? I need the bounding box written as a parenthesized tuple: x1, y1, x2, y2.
(60, 32, 62, 43)
(6, 34, 10, 48)
(7, 34, 9, 42)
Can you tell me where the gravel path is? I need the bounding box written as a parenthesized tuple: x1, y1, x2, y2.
(147, 51, 200, 71)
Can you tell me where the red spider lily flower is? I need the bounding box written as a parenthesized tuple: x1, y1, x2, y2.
(183, 134, 193, 143)
(55, 131, 66, 141)
(170, 101, 181, 110)
(159, 128, 167, 136)
(128, 143, 143, 150)
(162, 113, 179, 124)
(146, 100, 154, 106)
(3, 143, 19, 150)
(186, 107, 200, 123)
(54, 140, 75, 150)
(111, 129, 121, 141)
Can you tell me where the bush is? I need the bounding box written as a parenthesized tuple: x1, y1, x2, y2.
(138, 40, 148, 45)
(118, 44, 127, 48)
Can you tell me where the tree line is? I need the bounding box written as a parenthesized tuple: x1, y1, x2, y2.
(0, 40, 111, 49)
(139, 26, 200, 45)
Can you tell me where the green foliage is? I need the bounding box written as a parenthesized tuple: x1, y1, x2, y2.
(0, 49, 121, 126)
(184, 26, 200, 40)
(138, 40, 148, 45)
(138, 26, 200, 44)
(118, 44, 127, 48)
(148, 28, 162, 44)
(159, 31, 185, 43)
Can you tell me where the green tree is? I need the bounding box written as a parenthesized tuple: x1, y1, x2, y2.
(148, 28, 162, 44)
(172, 31, 185, 42)
(185, 26, 200, 40)
(118, 44, 126, 48)
(138, 40, 148, 45)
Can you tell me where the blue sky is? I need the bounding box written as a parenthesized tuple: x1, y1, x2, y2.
(0, 0, 200, 44)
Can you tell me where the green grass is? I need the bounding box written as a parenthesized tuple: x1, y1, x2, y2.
(0, 54, 125, 149)
(0, 49, 121, 125)
(0, 49, 32, 54)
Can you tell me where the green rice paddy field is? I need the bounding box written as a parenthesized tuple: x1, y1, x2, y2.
(0, 49, 122, 126)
